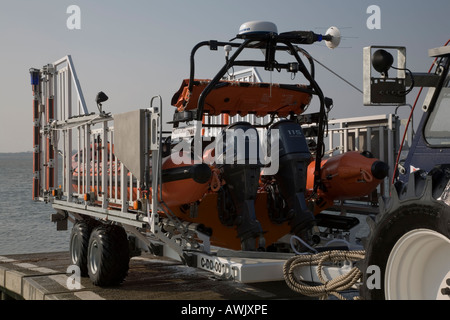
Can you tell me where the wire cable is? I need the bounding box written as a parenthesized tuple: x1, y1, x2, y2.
(391, 66, 415, 96)
(311, 56, 363, 94)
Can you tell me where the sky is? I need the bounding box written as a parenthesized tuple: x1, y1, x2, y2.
(0, 0, 449, 152)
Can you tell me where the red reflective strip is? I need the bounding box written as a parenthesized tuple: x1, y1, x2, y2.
(32, 178, 39, 200)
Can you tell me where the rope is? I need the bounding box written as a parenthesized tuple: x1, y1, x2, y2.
(360, 169, 373, 183)
(283, 250, 365, 300)
(210, 168, 222, 192)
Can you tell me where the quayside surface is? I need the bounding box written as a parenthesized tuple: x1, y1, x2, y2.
(0, 251, 317, 300)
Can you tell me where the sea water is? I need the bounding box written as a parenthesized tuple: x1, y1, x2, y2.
(0, 153, 70, 255)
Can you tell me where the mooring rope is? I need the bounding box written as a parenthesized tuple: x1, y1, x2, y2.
(283, 250, 366, 300)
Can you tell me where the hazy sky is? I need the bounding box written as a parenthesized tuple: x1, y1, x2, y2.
(0, 0, 449, 152)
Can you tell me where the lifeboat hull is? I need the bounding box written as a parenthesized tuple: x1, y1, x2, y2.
(306, 151, 389, 214)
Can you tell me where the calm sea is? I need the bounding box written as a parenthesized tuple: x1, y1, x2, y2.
(0, 153, 70, 255)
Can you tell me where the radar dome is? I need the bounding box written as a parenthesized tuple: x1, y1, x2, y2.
(238, 21, 278, 36)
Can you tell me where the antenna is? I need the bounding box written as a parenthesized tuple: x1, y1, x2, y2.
(224, 45, 232, 61)
(324, 26, 341, 49)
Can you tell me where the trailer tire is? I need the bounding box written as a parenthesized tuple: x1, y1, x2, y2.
(70, 220, 96, 277)
(87, 224, 130, 286)
(360, 167, 450, 300)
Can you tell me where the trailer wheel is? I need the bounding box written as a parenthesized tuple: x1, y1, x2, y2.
(70, 220, 94, 276)
(360, 168, 450, 300)
(87, 224, 130, 286)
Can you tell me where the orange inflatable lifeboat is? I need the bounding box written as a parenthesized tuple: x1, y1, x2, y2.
(306, 151, 389, 214)
(159, 152, 211, 208)
(71, 148, 212, 210)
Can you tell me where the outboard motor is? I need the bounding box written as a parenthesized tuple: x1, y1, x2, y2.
(265, 120, 315, 236)
(216, 122, 264, 251)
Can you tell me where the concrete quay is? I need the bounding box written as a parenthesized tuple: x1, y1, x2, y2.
(0, 251, 306, 301)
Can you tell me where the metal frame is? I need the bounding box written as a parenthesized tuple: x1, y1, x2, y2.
(363, 46, 407, 106)
(183, 33, 332, 193)
(202, 68, 267, 138)
(324, 114, 400, 198)
(31, 55, 90, 202)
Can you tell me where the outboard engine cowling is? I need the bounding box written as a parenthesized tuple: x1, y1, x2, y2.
(216, 122, 264, 251)
(266, 120, 315, 235)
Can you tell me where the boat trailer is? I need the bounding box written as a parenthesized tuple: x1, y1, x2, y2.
(29, 21, 398, 299)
